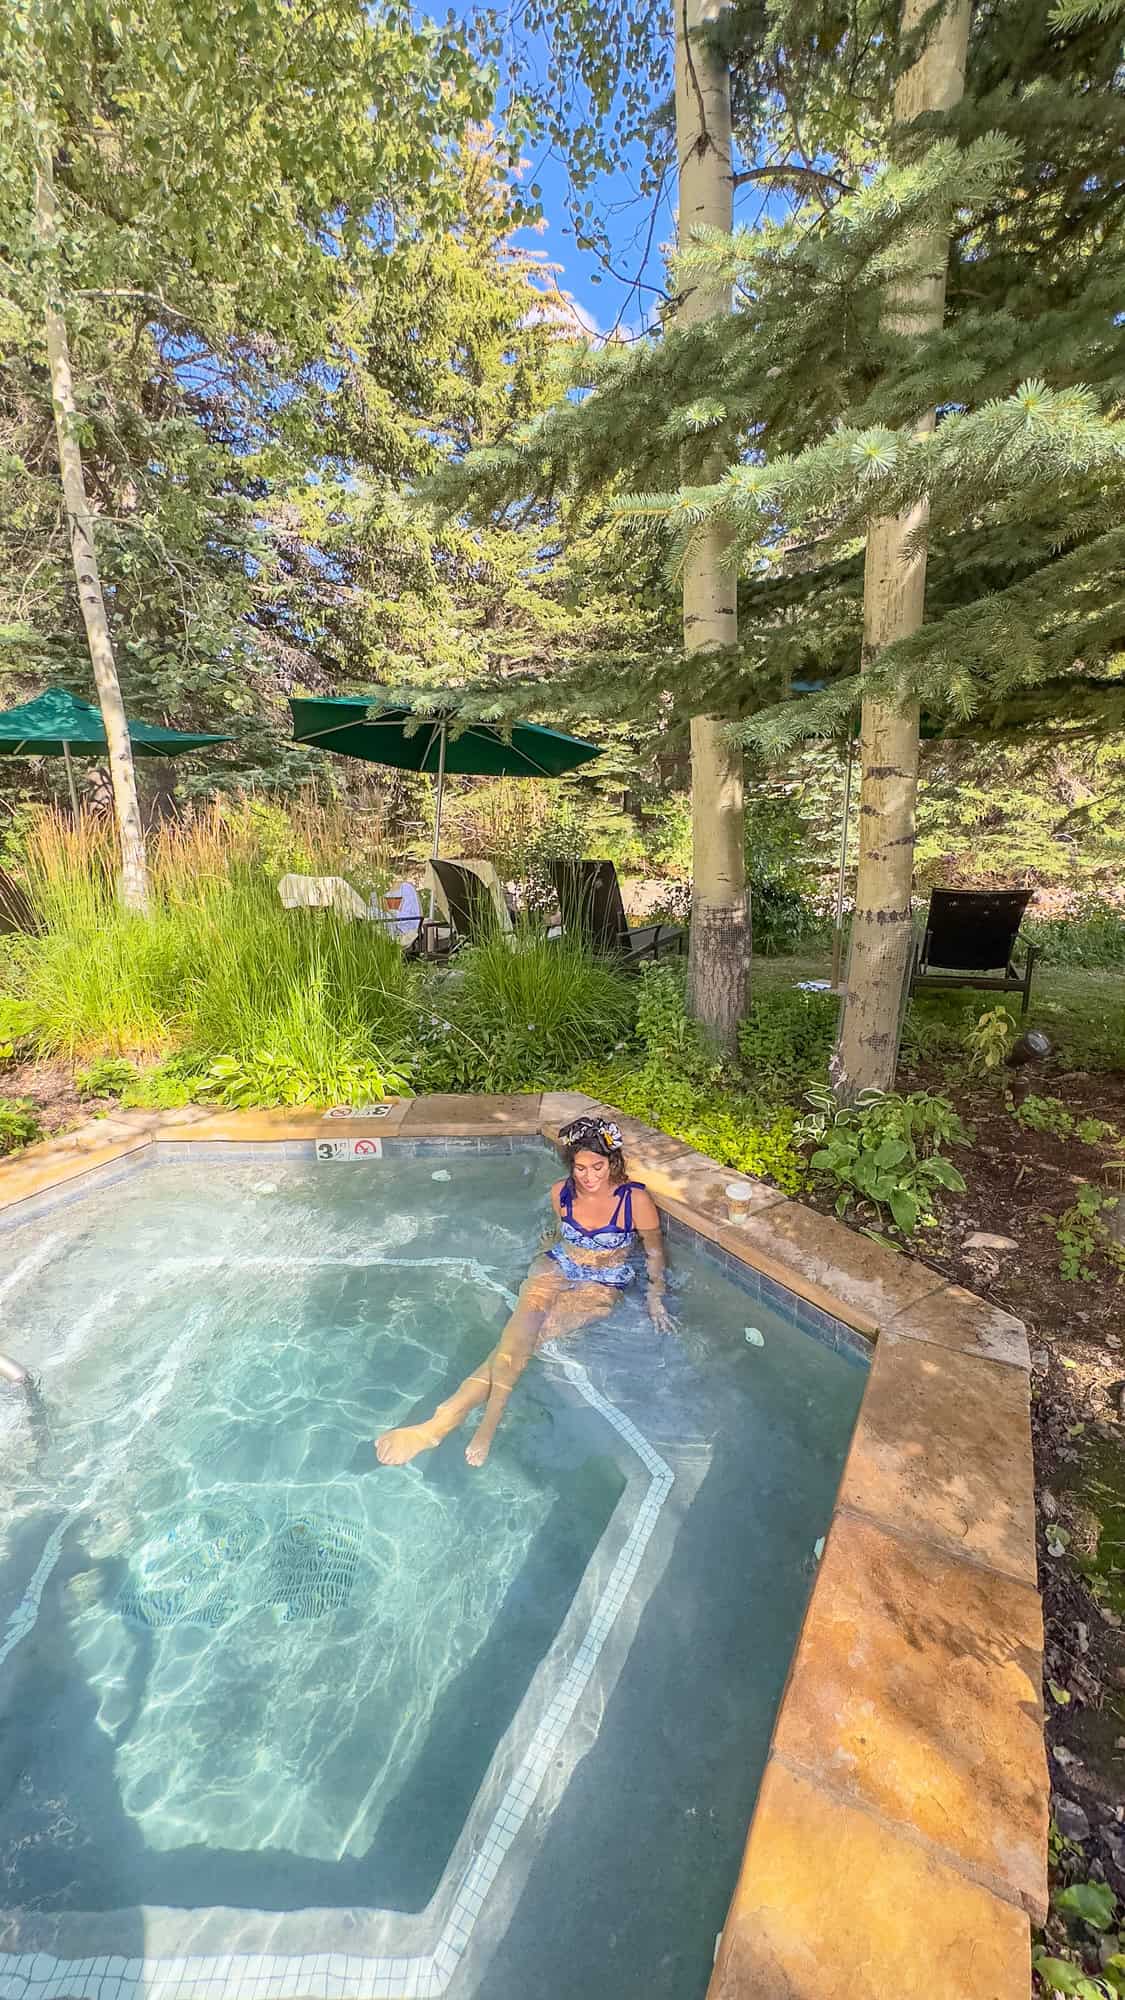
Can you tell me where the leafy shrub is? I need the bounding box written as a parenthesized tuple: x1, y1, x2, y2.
(201, 1044, 410, 1109)
(797, 1087, 971, 1233)
(1011, 1094, 1120, 1147)
(415, 929, 635, 1093)
(120, 1057, 200, 1110)
(0, 996, 33, 1063)
(578, 1059, 809, 1194)
(75, 1056, 139, 1098)
(1044, 1184, 1125, 1283)
(749, 871, 832, 956)
(634, 963, 719, 1085)
(738, 987, 836, 1095)
(1026, 902, 1125, 970)
(0, 1098, 42, 1153)
(1033, 1878, 1124, 1997)
(963, 1005, 1016, 1074)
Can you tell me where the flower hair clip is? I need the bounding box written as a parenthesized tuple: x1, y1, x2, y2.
(559, 1114, 624, 1153)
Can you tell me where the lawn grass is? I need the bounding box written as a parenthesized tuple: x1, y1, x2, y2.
(749, 953, 1125, 1074)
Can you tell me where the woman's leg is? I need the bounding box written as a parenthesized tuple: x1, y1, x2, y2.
(464, 1278, 616, 1467)
(375, 1260, 564, 1466)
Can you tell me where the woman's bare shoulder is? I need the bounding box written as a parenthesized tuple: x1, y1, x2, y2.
(631, 1184, 661, 1228)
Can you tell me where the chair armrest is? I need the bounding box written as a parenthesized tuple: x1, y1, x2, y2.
(653, 924, 685, 956)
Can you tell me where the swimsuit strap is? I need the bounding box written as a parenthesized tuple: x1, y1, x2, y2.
(610, 1180, 644, 1233)
(560, 1177, 644, 1235)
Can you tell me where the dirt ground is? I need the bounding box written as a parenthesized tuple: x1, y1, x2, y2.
(3, 1057, 115, 1136)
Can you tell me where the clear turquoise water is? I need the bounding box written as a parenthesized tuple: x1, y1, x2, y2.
(0, 1150, 866, 1998)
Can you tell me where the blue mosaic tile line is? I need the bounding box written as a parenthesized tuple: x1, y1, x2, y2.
(381, 1136, 515, 1156)
(661, 1208, 870, 1368)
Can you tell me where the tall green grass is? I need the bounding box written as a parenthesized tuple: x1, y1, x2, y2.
(3, 811, 638, 1105)
(415, 925, 636, 1092)
(7, 811, 422, 1101)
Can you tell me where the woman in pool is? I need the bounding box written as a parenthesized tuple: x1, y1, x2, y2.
(375, 1116, 670, 1469)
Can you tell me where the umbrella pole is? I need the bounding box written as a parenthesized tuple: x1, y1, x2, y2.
(62, 740, 79, 817)
(427, 722, 448, 921)
(831, 731, 855, 992)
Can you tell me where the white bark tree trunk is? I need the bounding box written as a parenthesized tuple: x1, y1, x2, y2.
(831, 0, 971, 1098)
(34, 151, 150, 913)
(674, 0, 748, 1052)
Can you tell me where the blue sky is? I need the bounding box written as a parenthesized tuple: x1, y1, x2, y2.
(431, 0, 679, 339)
(510, 134, 677, 340)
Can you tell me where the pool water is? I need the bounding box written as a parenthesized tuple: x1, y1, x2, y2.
(0, 1149, 866, 2000)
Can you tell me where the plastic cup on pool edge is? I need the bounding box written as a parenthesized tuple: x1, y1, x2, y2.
(725, 1182, 754, 1224)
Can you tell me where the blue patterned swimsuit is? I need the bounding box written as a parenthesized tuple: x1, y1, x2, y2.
(549, 1179, 644, 1289)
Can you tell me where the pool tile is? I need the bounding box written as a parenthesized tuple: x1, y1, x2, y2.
(771, 1509, 1048, 1919)
(731, 1197, 945, 1333)
(838, 1337, 1038, 1586)
(708, 1758, 1031, 2000)
(885, 1284, 1030, 1370)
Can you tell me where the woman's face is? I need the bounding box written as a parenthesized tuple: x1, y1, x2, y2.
(572, 1148, 611, 1196)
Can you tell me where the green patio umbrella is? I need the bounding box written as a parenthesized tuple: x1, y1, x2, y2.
(0, 689, 233, 813)
(289, 693, 602, 871)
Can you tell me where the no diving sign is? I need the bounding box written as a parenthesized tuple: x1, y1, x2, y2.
(315, 1137, 383, 1162)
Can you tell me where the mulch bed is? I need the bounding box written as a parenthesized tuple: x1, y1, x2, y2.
(2, 1058, 114, 1143)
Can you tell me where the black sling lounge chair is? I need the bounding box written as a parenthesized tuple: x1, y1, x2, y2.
(907, 887, 1038, 1016)
(550, 860, 685, 967)
(428, 859, 514, 953)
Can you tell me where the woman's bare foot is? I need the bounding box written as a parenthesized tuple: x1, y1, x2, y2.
(465, 1426, 496, 1468)
(375, 1423, 438, 1466)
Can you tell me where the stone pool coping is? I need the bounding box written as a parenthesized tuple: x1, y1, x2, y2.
(0, 1091, 1047, 2000)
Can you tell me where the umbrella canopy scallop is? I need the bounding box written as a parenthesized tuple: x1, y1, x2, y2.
(0, 689, 232, 758)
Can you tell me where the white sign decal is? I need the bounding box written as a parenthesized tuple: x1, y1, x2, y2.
(315, 1137, 384, 1162)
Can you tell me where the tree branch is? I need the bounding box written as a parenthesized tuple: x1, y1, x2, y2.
(731, 164, 854, 196)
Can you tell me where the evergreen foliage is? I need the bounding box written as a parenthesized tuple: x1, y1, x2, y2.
(430, 0, 1125, 754)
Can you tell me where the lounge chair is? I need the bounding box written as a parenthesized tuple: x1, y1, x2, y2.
(368, 880, 423, 952)
(907, 887, 1038, 1016)
(425, 859, 514, 952)
(277, 874, 370, 921)
(549, 860, 685, 966)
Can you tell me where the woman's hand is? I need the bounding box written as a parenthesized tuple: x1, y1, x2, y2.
(647, 1286, 673, 1333)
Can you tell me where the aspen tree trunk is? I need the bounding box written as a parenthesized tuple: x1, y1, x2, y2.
(831, 0, 970, 1098)
(674, 0, 748, 1052)
(34, 151, 150, 912)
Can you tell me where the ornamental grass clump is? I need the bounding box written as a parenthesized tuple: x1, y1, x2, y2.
(7, 810, 419, 1103)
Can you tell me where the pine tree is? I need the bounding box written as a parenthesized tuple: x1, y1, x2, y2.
(441, 0, 1123, 1082)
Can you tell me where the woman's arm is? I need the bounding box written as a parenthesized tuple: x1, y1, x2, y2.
(632, 1188, 672, 1330)
(537, 1181, 565, 1254)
